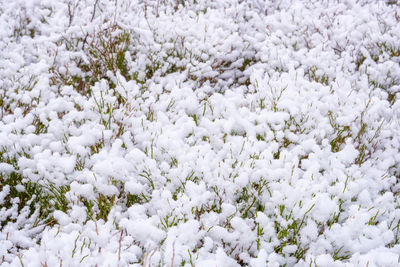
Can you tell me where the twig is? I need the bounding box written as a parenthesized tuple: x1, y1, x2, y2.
(118, 229, 123, 265)
(170, 241, 175, 267)
(91, 0, 99, 22)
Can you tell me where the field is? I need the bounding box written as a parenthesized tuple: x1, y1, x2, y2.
(1, 0, 400, 266)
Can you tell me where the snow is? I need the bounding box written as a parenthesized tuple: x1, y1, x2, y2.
(1, 0, 400, 266)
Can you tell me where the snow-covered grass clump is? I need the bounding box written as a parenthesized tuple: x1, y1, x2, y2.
(1, 0, 400, 266)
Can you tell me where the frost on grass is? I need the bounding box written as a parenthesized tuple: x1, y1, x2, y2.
(1, 0, 400, 266)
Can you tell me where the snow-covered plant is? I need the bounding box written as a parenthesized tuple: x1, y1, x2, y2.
(1, 0, 400, 266)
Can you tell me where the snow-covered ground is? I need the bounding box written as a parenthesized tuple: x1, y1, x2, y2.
(1, 0, 400, 266)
